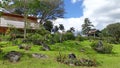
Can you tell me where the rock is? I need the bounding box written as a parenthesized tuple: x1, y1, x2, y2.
(69, 63, 75, 66)
(80, 48, 85, 52)
(18, 45, 24, 49)
(95, 40, 104, 52)
(22, 39, 28, 43)
(42, 43, 50, 51)
(97, 40, 103, 47)
(33, 40, 43, 45)
(68, 53, 76, 59)
(24, 45, 31, 50)
(18, 45, 31, 50)
(32, 53, 48, 59)
(4, 51, 21, 62)
(42, 45, 50, 51)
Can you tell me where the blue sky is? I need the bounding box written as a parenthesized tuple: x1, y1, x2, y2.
(64, 0, 83, 18)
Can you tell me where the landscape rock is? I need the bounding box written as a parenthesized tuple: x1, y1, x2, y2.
(18, 45, 31, 50)
(80, 48, 85, 52)
(32, 53, 48, 59)
(4, 51, 21, 62)
(97, 40, 103, 47)
(33, 40, 43, 45)
(68, 53, 76, 59)
(41, 43, 50, 51)
(18, 45, 24, 49)
(95, 40, 104, 52)
(24, 45, 31, 50)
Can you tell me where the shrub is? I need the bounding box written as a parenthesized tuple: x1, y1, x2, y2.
(91, 41, 113, 54)
(0, 35, 11, 41)
(75, 35, 88, 41)
(12, 39, 22, 45)
(63, 32, 75, 41)
(56, 53, 98, 67)
(52, 33, 60, 43)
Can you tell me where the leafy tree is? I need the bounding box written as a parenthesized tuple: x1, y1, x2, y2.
(52, 26, 59, 33)
(82, 18, 94, 35)
(105, 23, 120, 43)
(43, 21, 53, 32)
(59, 24, 64, 31)
(36, 0, 64, 24)
(67, 27, 75, 32)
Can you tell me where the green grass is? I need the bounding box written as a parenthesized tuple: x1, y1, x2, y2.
(0, 40, 120, 68)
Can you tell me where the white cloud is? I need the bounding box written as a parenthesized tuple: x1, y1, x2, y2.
(54, 0, 120, 31)
(71, 0, 81, 4)
(83, 0, 120, 30)
(53, 17, 84, 31)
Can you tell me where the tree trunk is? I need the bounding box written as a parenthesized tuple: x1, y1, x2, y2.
(23, 0, 27, 39)
(24, 13, 27, 39)
(94, 32, 96, 38)
(60, 33, 62, 43)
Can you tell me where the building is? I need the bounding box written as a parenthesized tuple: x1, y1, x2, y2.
(0, 12, 39, 33)
(88, 29, 100, 37)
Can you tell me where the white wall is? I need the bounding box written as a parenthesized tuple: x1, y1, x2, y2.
(0, 17, 38, 29)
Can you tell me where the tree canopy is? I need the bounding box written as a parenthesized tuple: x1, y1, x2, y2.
(105, 23, 120, 42)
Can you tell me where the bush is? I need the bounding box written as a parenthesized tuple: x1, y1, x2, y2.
(75, 35, 88, 41)
(51, 33, 60, 43)
(0, 35, 11, 41)
(12, 39, 22, 45)
(91, 41, 113, 54)
(56, 53, 98, 67)
(63, 32, 75, 41)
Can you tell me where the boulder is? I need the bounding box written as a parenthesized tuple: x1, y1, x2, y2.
(4, 51, 21, 62)
(24, 45, 31, 50)
(68, 53, 76, 59)
(18, 45, 24, 49)
(95, 40, 104, 52)
(32, 53, 48, 59)
(41, 43, 50, 51)
(80, 48, 85, 52)
(97, 40, 103, 47)
(33, 40, 43, 45)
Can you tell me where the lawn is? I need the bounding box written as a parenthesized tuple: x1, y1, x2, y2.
(0, 40, 120, 68)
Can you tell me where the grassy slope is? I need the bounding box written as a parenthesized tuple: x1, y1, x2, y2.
(0, 41, 120, 68)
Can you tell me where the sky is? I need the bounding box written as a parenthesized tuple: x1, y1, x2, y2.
(53, 0, 120, 31)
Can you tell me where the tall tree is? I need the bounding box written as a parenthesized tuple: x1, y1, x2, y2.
(82, 18, 94, 36)
(36, 0, 64, 24)
(14, 0, 36, 39)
